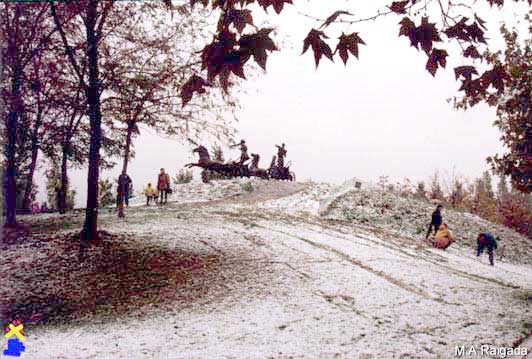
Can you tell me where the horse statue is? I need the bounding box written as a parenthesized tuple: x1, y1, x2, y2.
(186, 145, 250, 182)
(249, 153, 269, 179)
(186, 145, 215, 168)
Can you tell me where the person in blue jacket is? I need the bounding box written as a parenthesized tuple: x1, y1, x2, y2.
(477, 232, 499, 266)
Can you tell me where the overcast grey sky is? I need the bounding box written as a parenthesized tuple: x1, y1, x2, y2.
(34, 1, 530, 206)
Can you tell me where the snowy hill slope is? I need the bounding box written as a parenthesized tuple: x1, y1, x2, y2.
(1, 179, 531, 359)
(322, 186, 532, 265)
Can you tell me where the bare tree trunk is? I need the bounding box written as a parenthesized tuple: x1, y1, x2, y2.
(22, 108, 42, 212)
(5, 5, 22, 228)
(122, 121, 134, 174)
(118, 120, 134, 218)
(59, 142, 69, 214)
(21, 140, 38, 213)
(81, 0, 102, 241)
(4, 98, 17, 227)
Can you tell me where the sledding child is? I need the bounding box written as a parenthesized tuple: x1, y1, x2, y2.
(432, 223, 454, 250)
(144, 183, 158, 206)
(477, 232, 499, 266)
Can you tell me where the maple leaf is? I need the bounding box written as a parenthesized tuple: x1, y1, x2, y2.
(180, 75, 211, 107)
(302, 29, 334, 68)
(416, 17, 441, 54)
(200, 43, 224, 80)
(257, 0, 293, 13)
(223, 9, 253, 33)
(482, 65, 509, 92)
(200, 30, 237, 80)
(425, 48, 448, 76)
(463, 45, 481, 59)
(432, 49, 447, 67)
(319, 10, 353, 29)
(458, 78, 483, 99)
(445, 17, 486, 44)
(239, 28, 278, 70)
(389, 1, 410, 14)
(335, 32, 366, 65)
(443, 17, 469, 41)
(398, 17, 417, 48)
(454, 65, 478, 80)
(466, 22, 486, 44)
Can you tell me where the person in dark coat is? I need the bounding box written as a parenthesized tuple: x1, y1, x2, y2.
(425, 204, 443, 239)
(117, 170, 132, 208)
(477, 232, 499, 266)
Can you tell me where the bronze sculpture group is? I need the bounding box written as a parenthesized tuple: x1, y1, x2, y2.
(186, 140, 295, 183)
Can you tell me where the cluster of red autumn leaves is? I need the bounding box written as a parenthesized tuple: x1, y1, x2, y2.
(180, 0, 530, 107)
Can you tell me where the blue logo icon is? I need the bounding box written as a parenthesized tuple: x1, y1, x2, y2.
(3, 338, 25, 357)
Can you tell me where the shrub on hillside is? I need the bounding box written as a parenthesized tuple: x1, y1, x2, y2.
(209, 144, 232, 180)
(98, 179, 114, 207)
(241, 182, 253, 193)
(415, 181, 427, 200)
(174, 169, 193, 185)
(497, 191, 532, 239)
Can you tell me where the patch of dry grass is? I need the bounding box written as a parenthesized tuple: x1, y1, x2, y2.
(1, 229, 224, 327)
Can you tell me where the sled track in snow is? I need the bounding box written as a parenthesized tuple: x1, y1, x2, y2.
(253, 224, 444, 303)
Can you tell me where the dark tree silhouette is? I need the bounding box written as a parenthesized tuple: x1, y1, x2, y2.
(1, 3, 56, 228)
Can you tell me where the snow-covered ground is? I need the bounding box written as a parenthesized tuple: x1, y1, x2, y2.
(1, 179, 531, 359)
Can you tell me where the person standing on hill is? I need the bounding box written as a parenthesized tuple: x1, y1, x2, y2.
(477, 232, 499, 266)
(425, 204, 443, 239)
(157, 168, 170, 204)
(117, 170, 132, 208)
